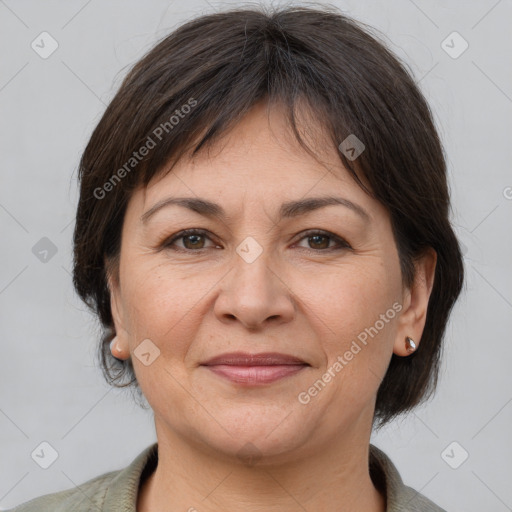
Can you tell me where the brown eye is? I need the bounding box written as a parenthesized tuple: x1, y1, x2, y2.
(295, 230, 352, 251)
(163, 229, 217, 251)
(308, 234, 330, 249)
(182, 233, 206, 249)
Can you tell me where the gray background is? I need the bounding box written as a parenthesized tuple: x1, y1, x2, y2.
(1, 0, 511, 510)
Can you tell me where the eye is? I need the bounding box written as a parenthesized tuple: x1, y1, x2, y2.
(162, 229, 219, 251)
(160, 228, 351, 253)
(294, 230, 352, 251)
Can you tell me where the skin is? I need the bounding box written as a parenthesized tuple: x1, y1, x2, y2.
(108, 100, 436, 512)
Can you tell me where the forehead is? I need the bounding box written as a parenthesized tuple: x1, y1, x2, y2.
(150, 103, 337, 180)
(131, 100, 381, 221)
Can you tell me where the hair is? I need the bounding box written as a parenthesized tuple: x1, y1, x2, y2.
(72, 4, 464, 427)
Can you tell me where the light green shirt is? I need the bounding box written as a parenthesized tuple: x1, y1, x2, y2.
(7, 443, 447, 511)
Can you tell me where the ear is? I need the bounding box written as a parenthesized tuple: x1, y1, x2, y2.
(106, 260, 131, 360)
(393, 248, 437, 357)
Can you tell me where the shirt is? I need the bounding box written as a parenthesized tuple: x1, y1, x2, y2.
(7, 443, 447, 511)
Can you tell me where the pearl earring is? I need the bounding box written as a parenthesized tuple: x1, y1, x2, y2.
(110, 336, 124, 359)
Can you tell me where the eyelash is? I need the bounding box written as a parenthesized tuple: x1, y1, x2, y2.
(161, 228, 352, 253)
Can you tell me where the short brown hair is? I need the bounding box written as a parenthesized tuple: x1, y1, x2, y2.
(72, 5, 465, 427)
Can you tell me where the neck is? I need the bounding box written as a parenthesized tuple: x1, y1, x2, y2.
(138, 418, 386, 512)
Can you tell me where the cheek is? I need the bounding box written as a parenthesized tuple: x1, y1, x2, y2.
(301, 262, 399, 332)
(120, 258, 211, 351)
(119, 261, 202, 406)
(301, 262, 400, 378)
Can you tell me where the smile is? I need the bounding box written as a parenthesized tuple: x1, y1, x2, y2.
(200, 351, 310, 385)
(203, 364, 308, 385)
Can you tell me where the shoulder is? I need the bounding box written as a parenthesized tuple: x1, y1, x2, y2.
(6, 443, 158, 512)
(369, 444, 448, 512)
(5, 469, 119, 512)
(395, 483, 448, 512)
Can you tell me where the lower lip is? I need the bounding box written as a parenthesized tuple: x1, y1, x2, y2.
(203, 364, 307, 385)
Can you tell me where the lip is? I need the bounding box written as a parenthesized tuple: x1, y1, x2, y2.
(201, 352, 307, 366)
(201, 352, 310, 386)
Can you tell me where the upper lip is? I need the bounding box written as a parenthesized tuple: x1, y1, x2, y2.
(201, 352, 309, 366)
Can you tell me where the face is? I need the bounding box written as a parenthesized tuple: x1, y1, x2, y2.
(109, 101, 430, 463)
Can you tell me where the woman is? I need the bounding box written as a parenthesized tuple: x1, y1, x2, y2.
(10, 5, 463, 512)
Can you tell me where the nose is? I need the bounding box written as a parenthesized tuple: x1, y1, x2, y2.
(214, 247, 296, 330)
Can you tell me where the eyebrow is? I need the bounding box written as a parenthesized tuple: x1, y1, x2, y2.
(140, 196, 370, 224)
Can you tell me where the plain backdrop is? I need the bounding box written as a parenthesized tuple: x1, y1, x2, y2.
(1, 1, 511, 510)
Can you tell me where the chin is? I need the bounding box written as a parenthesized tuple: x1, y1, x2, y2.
(187, 409, 315, 465)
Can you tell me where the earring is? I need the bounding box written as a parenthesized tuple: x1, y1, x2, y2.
(110, 336, 124, 359)
(405, 336, 417, 354)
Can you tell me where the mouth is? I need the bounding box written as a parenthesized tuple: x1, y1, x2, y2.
(200, 352, 310, 386)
